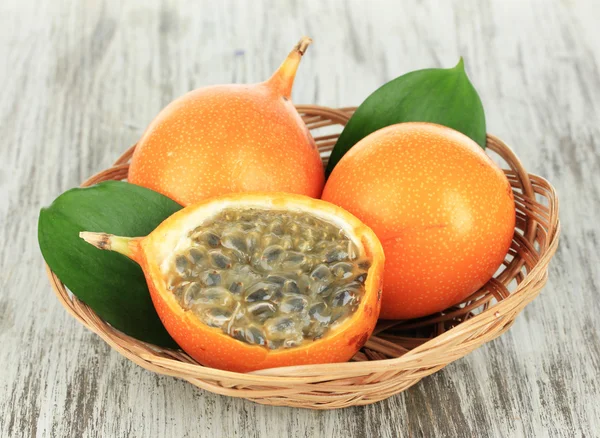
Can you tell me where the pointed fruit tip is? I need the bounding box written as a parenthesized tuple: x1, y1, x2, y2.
(268, 36, 313, 98)
(295, 36, 313, 55)
(80, 231, 112, 250)
(79, 232, 140, 260)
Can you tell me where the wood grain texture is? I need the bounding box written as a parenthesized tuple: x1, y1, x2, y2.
(0, 0, 597, 436)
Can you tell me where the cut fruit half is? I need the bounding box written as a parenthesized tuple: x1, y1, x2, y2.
(80, 193, 384, 372)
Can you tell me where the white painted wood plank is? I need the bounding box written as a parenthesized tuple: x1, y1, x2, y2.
(1, 0, 598, 436)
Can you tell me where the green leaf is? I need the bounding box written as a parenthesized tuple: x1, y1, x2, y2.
(326, 58, 486, 175)
(38, 181, 182, 348)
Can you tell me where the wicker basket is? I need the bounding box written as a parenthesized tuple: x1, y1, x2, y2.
(45, 105, 560, 409)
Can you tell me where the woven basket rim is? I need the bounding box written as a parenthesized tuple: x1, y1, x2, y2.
(43, 104, 560, 407)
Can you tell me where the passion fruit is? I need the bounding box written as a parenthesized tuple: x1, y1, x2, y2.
(80, 193, 384, 372)
(128, 37, 324, 206)
(322, 123, 516, 320)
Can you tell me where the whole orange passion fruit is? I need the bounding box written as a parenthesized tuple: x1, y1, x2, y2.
(80, 193, 384, 372)
(128, 37, 324, 206)
(322, 123, 515, 320)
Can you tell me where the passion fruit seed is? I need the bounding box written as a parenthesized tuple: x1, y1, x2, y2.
(167, 208, 370, 350)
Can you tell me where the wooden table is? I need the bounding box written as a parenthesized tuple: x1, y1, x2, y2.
(1, 0, 598, 436)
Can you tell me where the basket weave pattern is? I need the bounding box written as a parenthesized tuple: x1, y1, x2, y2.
(46, 105, 560, 409)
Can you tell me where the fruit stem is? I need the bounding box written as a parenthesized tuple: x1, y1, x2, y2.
(267, 36, 312, 99)
(79, 232, 141, 261)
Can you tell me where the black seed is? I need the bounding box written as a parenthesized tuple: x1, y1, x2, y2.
(222, 233, 247, 253)
(325, 248, 349, 263)
(247, 302, 276, 319)
(358, 261, 371, 270)
(267, 339, 284, 350)
(331, 262, 354, 279)
(262, 245, 284, 262)
(201, 270, 221, 287)
(303, 322, 326, 339)
(259, 245, 285, 271)
(282, 251, 306, 269)
(198, 287, 232, 306)
(308, 303, 331, 324)
(182, 283, 202, 308)
(175, 255, 189, 274)
(246, 288, 272, 302)
(246, 326, 266, 345)
(310, 264, 332, 282)
(204, 232, 220, 248)
(266, 317, 295, 335)
(344, 281, 363, 291)
(354, 272, 368, 284)
(266, 275, 287, 285)
(172, 282, 187, 301)
(233, 266, 261, 288)
(272, 288, 284, 301)
(188, 248, 206, 264)
(231, 327, 247, 342)
(209, 251, 231, 269)
(202, 308, 232, 328)
(331, 289, 355, 307)
(313, 282, 334, 297)
(245, 282, 277, 302)
(229, 250, 246, 265)
(229, 281, 243, 294)
(330, 308, 346, 324)
(280, 296, 308, 313)
(283, 279, 301, 295)
(296, 274, 311, 294)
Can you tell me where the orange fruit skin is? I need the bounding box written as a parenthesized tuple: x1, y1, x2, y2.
(128, 83, 324, 206)
(322, 123, 515, 320)
(134, 193, 384, 372)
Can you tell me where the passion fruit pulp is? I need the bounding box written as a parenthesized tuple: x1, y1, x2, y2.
(168, 208, 372, 350)
(81, 193, 384, 372)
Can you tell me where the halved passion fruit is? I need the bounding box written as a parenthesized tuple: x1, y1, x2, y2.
(80, 193, 384, 372)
